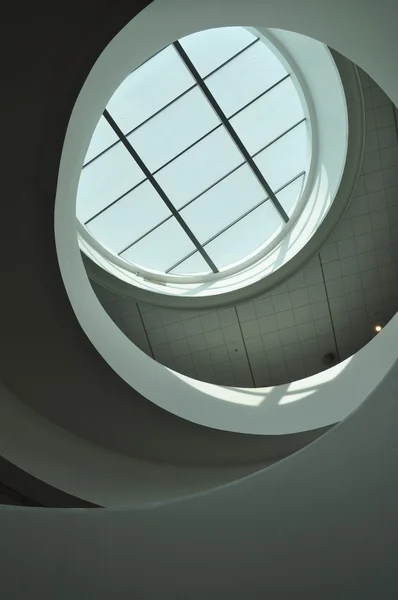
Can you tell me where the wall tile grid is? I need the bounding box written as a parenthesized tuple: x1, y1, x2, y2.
(91, 68, 398, 388)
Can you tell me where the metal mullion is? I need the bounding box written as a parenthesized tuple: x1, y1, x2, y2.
(228, 74, 290, 121)
(202, 197, 270, 247)
(84, 177, 146, 226)
(85, 38, 262, 170)
(167, 171, 306, 273)
(274, 170, 306, 195)
(83, 138, 120, 170)
(83, 83, 197, 170)
(85, 122, 223, 226)
(85, 112, 222, 226)
(151, 122, 223, 177)
(83, 38, 269, 171)
(118, 213, 174, 256)
(166, 248, 197, 274)
(173, 41, 289, 224)
(201, 170, 306, 247)
(176, 160, 246, 212)
(251, 118, 307, 160)
(202, 37, 260, 80)
(167, 195, 270, 273)
(103, 109, 219, 274)
(130, 44, 164, 74)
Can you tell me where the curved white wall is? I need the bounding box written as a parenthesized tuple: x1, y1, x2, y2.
(54, 1, 367, 436)
(0, 379, 268, 507)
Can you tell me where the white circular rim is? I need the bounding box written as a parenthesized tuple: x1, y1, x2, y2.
(56, 0, 366, 437)
(78, 26, 349, 307)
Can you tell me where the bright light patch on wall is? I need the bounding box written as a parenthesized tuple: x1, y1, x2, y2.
(278, 390, 316, 405)
(286, 358, 351, 391)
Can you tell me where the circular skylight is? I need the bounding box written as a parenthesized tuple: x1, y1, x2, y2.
(77, 26, 309, 280)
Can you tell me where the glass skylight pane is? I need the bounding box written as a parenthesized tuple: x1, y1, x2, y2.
(106, 45, 195, 134)
(84, 116, 119, 164)
(120, 218, 196, 272)
(206, 201, 284, 269)
(254, 121, 309, 192)
(128, 87, 220, 172)
(180, 27, 256, 78)
(180, 164, 267, 242)
(206, 41, 288, 117)
(86, 180, 172, 254)
(230, 78, 305, 155)
(277, 175, 305, 217)
(155, 127, 244, 209)
(77, 143, 145, 223)
(169, 253, 211, 276)
(78, 28, 313, 284)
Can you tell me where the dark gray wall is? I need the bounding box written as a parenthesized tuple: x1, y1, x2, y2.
(0, 456, 97, 508)
(1, 364, 398, 598)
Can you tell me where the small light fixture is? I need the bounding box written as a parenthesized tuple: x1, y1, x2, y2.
(374, 324, 382, 333)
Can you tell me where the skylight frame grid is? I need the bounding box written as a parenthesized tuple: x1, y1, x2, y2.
(79, 29, 309, 278)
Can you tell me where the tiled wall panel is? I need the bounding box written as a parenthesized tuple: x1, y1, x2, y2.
(92, 69, 398, 387)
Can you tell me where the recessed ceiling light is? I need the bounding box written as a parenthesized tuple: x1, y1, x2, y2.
(374, 324, 382, 333)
